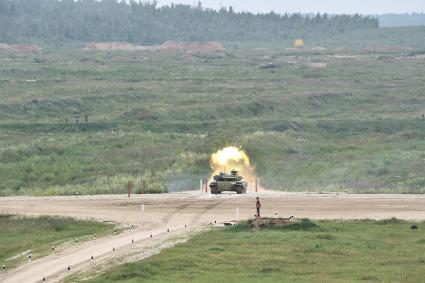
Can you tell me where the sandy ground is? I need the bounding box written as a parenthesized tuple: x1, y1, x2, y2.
(1, 191, 424, 283)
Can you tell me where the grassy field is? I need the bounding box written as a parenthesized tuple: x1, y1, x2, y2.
(74, 219, 425, 283)
(0, 214, 114, 268)
(1, 29, 425, 195)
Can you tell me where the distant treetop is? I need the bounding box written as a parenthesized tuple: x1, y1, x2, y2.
(0, 0, 379, 45)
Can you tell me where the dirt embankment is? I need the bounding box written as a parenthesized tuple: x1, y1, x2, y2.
(160, 41, 225, 52)
(0, 44, 42, 53)
(83, 41, 225, 53)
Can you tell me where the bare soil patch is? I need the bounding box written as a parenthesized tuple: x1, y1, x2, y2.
(83, 41, 225, 53)
(0, 44, 42, 53)
(362, 45, 414, 53)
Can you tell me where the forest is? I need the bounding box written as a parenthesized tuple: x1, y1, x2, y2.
(379, 13, 425, 27)
(0, 0, 379, 45)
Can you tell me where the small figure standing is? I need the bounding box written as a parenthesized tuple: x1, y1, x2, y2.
(256, 197, 261, 218)
(84, 114, 89, 123)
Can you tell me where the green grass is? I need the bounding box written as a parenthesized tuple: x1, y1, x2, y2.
(78, 219, 425, 283)
(1, 33, 425, 195)
(0, 214, 114, 268)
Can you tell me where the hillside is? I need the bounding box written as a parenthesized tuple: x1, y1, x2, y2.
(0, 44, 424, 195)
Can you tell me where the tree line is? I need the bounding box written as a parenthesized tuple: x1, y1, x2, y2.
(0, 0, 379, 45)
(379, 13, 425, 27)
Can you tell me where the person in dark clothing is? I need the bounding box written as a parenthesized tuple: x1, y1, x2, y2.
(256, 197, 261, 218)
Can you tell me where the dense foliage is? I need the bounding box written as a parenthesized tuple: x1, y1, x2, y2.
(379, 13, 425, 27)
(0, 0, 379, 44)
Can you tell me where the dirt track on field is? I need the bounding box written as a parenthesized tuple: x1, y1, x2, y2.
(83, 41, 225, 52)
(1, 192, 424, 282)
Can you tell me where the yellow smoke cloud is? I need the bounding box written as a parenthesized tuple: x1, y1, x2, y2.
(210, 146, 250, 172)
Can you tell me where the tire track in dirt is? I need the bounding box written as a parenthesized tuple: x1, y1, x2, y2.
(158, 197, 226, 228)
(161, 202, 193, 225)
(0, 227, 189, 283)
(189, 199, 226, 226)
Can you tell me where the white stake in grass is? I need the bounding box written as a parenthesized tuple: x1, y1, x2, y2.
(236, 207, 240, 223)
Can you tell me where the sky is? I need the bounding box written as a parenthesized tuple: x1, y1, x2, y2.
(155, 0, 425, 15)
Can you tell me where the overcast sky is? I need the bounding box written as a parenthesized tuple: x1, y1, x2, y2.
(155, 0, 425, 15)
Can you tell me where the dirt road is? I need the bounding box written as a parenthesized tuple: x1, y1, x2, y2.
(1, 192, 424, 282)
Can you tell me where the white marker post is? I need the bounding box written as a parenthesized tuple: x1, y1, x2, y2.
(200, 179, 203, 193)
(236, 207, 240, 223)
(141, 204, 145, 223)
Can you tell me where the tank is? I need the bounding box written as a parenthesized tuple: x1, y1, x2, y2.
(209, 169, 247, 194)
